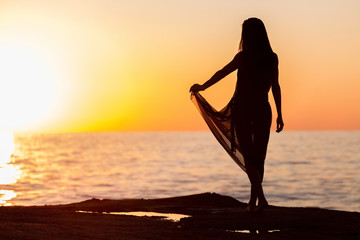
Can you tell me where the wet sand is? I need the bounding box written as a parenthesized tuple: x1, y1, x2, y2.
(0, 193, 359, 239)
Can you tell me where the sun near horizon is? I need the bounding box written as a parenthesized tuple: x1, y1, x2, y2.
(0, 0, 359, 134)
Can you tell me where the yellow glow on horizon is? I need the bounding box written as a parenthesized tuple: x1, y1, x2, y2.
(0, 0, 359, 132)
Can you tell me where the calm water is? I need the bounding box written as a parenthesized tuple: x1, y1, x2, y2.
(1, 131, 359, 212)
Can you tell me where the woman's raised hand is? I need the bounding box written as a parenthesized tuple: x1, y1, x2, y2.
(189, 84, 204, 93)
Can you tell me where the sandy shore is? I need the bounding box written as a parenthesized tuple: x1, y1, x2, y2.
(0, 193, 359, 240)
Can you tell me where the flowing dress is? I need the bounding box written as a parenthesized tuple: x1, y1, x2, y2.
(191, 92, 246, 172)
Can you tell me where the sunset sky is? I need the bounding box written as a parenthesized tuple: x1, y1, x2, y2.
(0, 0, 359, 132)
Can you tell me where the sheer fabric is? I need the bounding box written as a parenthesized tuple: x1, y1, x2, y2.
(191, 92, 246, 172)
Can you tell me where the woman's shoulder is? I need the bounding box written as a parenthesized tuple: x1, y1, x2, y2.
(236, 51, 246, 58)
(228, 51, 245, 66)
(235, 51, 278, 66)
(266, 52, 278, 66)
(234, 51, 244, 59)
(271, 52, 278, 63)
(272, 51, 278, 58)
(234, 51, 247, 63)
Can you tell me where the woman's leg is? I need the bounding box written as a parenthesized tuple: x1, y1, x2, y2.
(234, 113, 257, 210)
(246, 163, 266, 203)
(252, 103, 272, 208)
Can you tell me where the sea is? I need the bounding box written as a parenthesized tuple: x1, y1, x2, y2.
(1, 131, 359, 212)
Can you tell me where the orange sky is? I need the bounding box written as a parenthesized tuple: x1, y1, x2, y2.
(0, 0, 359, 132)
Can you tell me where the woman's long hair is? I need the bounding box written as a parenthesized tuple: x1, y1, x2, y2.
(239, 18, 273, 54)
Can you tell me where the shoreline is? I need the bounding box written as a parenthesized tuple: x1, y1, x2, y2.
(0, 193, 359, 239)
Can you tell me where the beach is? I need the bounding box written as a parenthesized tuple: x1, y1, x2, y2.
(0, 193, 359, 240)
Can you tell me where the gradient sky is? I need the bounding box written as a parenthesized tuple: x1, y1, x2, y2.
(0, 0, 359, 132)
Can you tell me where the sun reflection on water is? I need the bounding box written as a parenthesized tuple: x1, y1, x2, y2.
(0, 131, 22, 205)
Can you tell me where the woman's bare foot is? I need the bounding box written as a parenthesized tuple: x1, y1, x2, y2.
(254, 200, 268, 213)
(246, 200, 256, 213)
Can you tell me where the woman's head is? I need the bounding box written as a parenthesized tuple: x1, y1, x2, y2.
(239, 18, 273, 53)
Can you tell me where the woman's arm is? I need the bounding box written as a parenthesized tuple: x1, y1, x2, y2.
(190, 53, 241, 92)
(271, 55, 284, 132)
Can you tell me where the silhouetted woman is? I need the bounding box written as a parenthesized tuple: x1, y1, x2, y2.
(190, 18, 284, 213)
